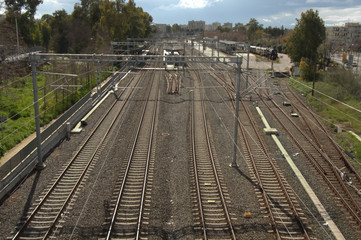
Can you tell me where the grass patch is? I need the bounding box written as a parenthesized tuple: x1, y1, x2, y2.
(335, 132, 361, 172)
(0, 62, 111, 157)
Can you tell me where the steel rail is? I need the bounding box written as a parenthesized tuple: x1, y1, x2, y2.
(190, 72, 208, 239)
(135, 78, 159, 239)
(11, 71, 139, 239)
(209, 71, 311, 239)
(105, 69, 158, 240)
(261, 96, 361, 226)
(282, 86, 361, 202)
(283, 84, 361, 180)
(195, 69, 237, 239)
(246, 73, 361, 226)
(240, 99, 311, 239)
(209, 71, 282, 238)
(288, 94, 361, 201)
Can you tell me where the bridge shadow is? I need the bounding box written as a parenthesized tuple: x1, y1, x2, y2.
(9, 169, 42, 234)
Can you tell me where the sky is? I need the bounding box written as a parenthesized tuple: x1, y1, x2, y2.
(14, 0, 361, 28)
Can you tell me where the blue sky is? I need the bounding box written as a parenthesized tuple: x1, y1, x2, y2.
(31, 0, 361, 28)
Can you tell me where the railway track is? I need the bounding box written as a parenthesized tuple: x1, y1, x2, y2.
(8, 71, 143, 239)
(282, 81, 361, 198)
(252, 77, 361, 228)
(189, 69, 237, 239)
(237, 99, 311, 239)
(102, 67, 160, 239)
(208, 69, 312, 239)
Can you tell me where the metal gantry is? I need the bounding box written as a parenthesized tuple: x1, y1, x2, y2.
(29, 52, 243, 169)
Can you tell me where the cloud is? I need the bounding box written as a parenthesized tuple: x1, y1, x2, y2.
(318, 6, 361, 25)
(259, 4, 361, 27)
(36, 0, 74, 18)
(176, 0, 223, 9)
(259, 11, 296, 26)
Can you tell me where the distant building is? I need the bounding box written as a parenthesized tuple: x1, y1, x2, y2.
(211, 22, 221, 31)
(234, 23, 244, 28)
(326, 22, 361, 50)
(223, 22, 233, 29)
(205, 22, 221, 31)
(188, 20, 206, 31)
(155, 24, 170, 33)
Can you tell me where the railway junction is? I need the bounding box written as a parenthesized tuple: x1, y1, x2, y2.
(0, 39, 360, 239)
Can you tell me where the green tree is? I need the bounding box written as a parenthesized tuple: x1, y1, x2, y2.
(246, 18, 263, 41)
(216, 26, 231, 33)
(287, 9, 325, 96)
(40, 20, 51, 52)
(5, 0, 43, 17)
(264, 26, 285, 37)
(299, 58, 313, 81)
(121, 0, 152, 39)
(5, 0, 43, 45)
(50, 10, 70, 53)
(67, 4, 92, 53)
(286, 9, 325, 65)
(172, 24, 182, 32)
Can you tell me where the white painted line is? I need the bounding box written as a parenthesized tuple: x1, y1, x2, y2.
(349, 131, 361, 143)
(72, 70, 131, 133)
(256, 106, 346, 240)
(71, 91, 113, 133)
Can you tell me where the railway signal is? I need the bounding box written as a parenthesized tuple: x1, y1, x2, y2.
(270, 49, 278, 61)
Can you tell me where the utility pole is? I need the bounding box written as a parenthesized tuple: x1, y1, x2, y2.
(198, 38, 200, 54)
(356, 51, 360, 77)
(231, 56, 242, 167)
(191, 39, 194, 56)
(246, 44, 250, 89)
(15, 12, 20, 55)
(312, 59, 316, 96)
(30, 54, 45, 170)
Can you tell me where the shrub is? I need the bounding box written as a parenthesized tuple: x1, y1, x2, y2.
(299, 57, 314, 81)
(320, 67, 361, 101)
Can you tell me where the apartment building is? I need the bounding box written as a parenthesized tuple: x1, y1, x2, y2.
(188, 20, 206, 31)
(327, 22, 361, 50)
